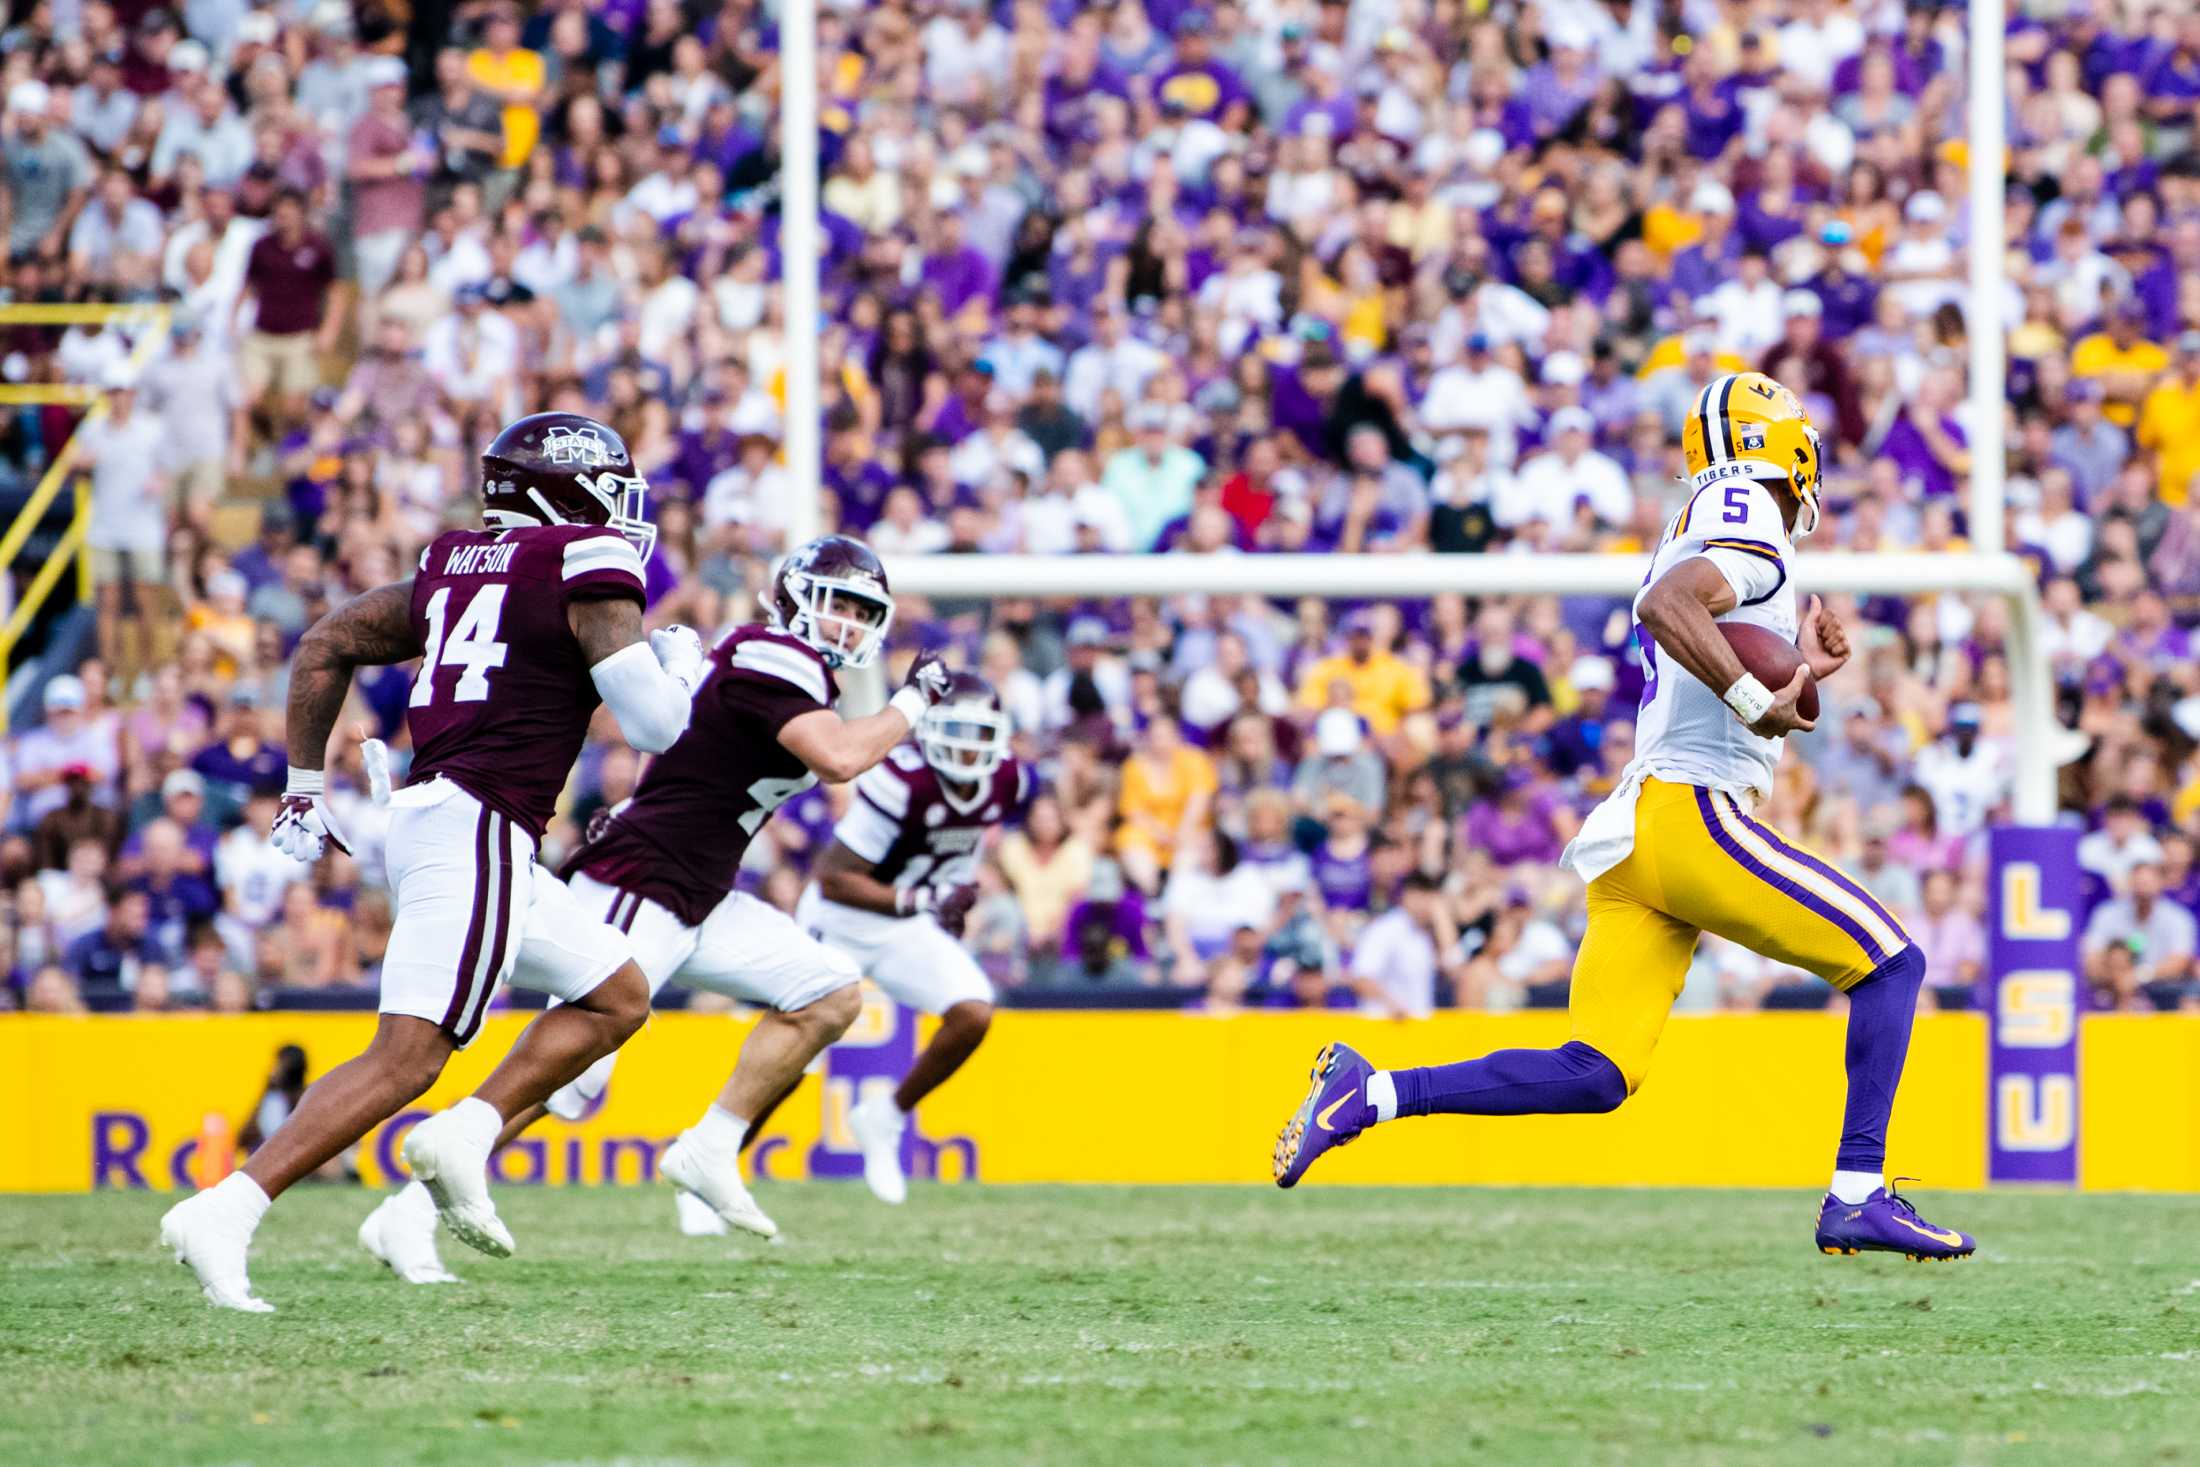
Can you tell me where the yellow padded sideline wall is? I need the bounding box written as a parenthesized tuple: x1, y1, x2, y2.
(1, 1011, 2191, 1194)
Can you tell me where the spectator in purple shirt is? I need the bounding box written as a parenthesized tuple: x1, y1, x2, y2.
(921, 212, 998, 318)
(1151, 13, 1248, 127)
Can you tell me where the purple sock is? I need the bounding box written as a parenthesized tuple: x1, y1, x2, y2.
(1391, 1039, 1628, 1118)
(1836, 945, 1926, 1172)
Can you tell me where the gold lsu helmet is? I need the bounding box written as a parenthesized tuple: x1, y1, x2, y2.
(1681, 371, 1824, 537)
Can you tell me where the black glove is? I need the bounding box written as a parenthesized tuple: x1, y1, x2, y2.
(934, 884, 979, 939)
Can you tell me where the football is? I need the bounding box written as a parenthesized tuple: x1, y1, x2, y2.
(1721, 621, 1819, 723)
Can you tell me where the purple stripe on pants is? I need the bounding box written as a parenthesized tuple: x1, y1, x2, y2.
(1734, 806, 1909, 948)
(440, 803, 495, 1034)
(1693, 787, 1886, 968)
(458, 815, 515, 1043)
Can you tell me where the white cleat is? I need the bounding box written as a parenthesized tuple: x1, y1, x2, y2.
(401, 1112, 514, 1258)
(661, 1137, 778, 1238)
(674, 1187, 731, 1237)
(159, 1191, 274, 1313)
(848, 1094, 909, 1205)
(359, 1183, 461, 1284)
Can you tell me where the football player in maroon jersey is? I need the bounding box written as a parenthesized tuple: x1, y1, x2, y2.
(357, 536, 957, 1273)
(161, 413, 706, 1312)
(794, 673, 1025, 1203)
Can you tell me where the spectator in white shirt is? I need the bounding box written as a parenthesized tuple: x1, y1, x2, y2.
(1911, 702, 2010, 841)
(2084, 861, 2197, 996)
(1348, 872, 1453, 1018)
(1421, 332, 1535, 467)
(2078, 795, 2167, 894)
(1503, 407, 1632, 533)
(868, 484, 951, 557)
(1697, 247, 1786, 357)
(421, 284, 521, 415)
(1063, 304, 1167, 422)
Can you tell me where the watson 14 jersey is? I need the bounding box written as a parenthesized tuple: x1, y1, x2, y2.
(831, 745, 1030, 891)
(406, 525, 646, 839)
(565, 627, 839, 925)
(1628, 475, 1798, 803)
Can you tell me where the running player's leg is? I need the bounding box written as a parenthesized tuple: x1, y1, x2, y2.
(164, 790, 482, 1309)
(660, 891, 864, 1234)
(401, 841, 648, 1258)
(1272, 870, 1693, 1188)
(849, 919, 994, 1203)
(1663, 787, 1970, 1258)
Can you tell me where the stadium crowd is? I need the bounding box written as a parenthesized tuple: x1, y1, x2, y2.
(4, 0, 2200, 1021)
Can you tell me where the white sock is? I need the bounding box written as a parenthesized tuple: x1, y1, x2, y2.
(209, 1171, 271, 1224)
(445, 1096, 504, 1151)
(1830, 1169, 1883, 1204)
(391, 1179, 436, 1218)
(688, 1103, 749, 1154)
(1366, 1071, 1398, 1124)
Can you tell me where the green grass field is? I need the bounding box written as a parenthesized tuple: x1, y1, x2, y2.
(4, 1183, 2196, 1466)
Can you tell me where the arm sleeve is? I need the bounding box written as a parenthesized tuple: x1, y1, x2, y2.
(590, 641, 693, 754)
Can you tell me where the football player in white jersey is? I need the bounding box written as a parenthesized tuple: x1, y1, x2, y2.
(1271, 372, 1976, 1260)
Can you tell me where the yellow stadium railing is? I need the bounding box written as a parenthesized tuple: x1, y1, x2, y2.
(0, 303, 171, 733)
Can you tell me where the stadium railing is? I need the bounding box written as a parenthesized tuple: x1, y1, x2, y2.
(0, 303, 171, 733)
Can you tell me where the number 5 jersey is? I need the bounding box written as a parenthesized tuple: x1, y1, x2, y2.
(564, 625, 839, 924)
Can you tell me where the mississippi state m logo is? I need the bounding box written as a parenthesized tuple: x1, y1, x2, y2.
(543, 424, 614, 467)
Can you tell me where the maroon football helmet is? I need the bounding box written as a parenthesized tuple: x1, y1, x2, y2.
(762, 534, 894, 669)
(481, 412, 655, 556)
(918, 672, 1010, 784)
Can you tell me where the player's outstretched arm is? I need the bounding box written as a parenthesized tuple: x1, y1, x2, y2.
(570, 594, 695, 754)
(775, 651, 954, 784)
(1638, 557, 1813, 738)
(287, 580, 421, 772)
(814, 838, 911, 915)
(275, 580, 421, 862)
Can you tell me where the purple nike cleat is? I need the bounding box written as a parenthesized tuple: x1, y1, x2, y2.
(1815, 1181, 1976, 1261)
(1273, 1042, 1376, 1189)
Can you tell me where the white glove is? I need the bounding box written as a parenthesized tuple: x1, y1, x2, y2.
(361, 738, 393, 807)
(271, 767, 351, 862)
(649, 624, 708, 695)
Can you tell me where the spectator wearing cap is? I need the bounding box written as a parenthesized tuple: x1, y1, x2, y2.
(2070, 298, 2166, 429)
(236, 190, 338, 423)
(1103, 404, 1204, 552)
(347, 57, 429, 299)
(1808, 219, 1879, 341)
(1539, 657, 1617, 777)
(1911, 702, 2009, 843)
(1883, 190, 1960, 319)
(1292, 708, 1386, 816)
(421, 279, 521, 417)
(4, 80, 91, 259)
(29, 758, 124, 870)
(2137, 331, 2200, 506)
(1421, 331, 1536, 469)
(1764, 288, 1863, 448)
(76, 368, 171, 681)
(1504, 406, 1631, 537)
(189, 686, 288, 808)
(1294, 609, 1430, 738)
(138, 314, 238, 523)
(2050, 378, 2131, 503)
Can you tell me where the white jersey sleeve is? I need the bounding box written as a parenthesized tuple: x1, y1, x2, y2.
(1675, 477, 1789, 608)
(1624, 474, 1802, 802)
(833, 762, 908, 862)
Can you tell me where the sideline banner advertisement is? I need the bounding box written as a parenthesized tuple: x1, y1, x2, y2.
(1985, 826, 2082, 1186)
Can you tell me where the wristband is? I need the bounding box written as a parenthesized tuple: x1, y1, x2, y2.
(1722, 674, 1774, 725)
(285, 765, 325, 796)
(895, 885, 934, 918)
(888, 685, 929, 727)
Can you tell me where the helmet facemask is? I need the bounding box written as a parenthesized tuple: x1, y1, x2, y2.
(920, 699, 1011, 785)
(577, 468, 657, 558)
(775, 568, 894, 669)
